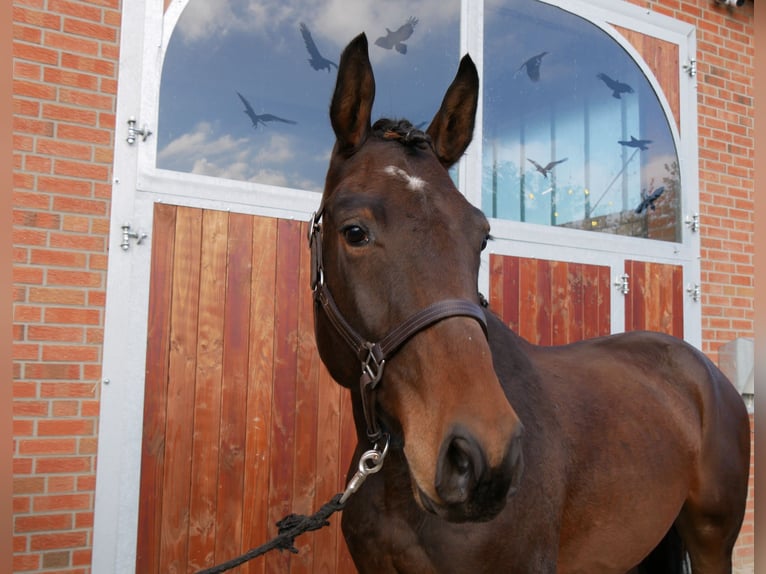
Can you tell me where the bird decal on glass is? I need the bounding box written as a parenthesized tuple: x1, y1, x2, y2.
(618, 136, 652, 151)
(375, 17, 418, 54)
(235, 91, 297, 129)
(515, 51, 548, 82)
(635, 185, 665, 214)
(596, 73, 634, 99)
(299, 22, 337, 72)
(527, 157, 568, 179)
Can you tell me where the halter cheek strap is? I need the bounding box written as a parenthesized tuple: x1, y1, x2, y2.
(308, 210, 488, 444)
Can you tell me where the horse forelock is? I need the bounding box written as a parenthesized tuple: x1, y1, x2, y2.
(372, 118, 432, 150)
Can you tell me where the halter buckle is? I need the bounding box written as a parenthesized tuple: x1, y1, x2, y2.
(361, 343, 386, 390)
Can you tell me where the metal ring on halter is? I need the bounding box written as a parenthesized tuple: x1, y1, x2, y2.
(339, 434, 390, 504)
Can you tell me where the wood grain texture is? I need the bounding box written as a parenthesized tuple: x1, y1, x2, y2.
(138, 208, 357, 574)
(136, 203, 177, 573)
(490, 254, 612, 345)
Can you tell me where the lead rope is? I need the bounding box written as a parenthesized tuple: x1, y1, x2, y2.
(195, 437, 389, 574)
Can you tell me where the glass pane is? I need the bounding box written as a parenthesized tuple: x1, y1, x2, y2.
(483, 0, 681, 242)
(157, 0, 460, 193)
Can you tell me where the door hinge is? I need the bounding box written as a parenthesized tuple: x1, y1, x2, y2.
(614, 273, 630, 295)
(682, 58, 697, 77)
(126, 116, 152, 144)
(685, 213, 700, 232)
(120, 222, 148, 251)
(686, 283, 701, 302)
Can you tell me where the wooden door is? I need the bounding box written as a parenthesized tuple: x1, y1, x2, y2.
(489, 254, 612, 344)
(136, 204, 357, 574)
(624, 259, 684, 337)
(489, 254, 684, 346)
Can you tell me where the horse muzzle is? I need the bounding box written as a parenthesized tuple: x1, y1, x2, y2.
(422, 423, 525, 522)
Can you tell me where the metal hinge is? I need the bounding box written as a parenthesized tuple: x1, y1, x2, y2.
(614, 273, 630, 295)
(120, 222, 148, 251)
(126, 116, 152, 144)
(685, 213, 700, 232)
(682, 58, 697, 77)
(686, 283, 701, 302)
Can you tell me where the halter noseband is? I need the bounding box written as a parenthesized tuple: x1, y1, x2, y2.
(308, 209, 488, 444)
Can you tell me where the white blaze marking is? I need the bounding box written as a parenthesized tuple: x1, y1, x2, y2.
(384, 165, 426, 192)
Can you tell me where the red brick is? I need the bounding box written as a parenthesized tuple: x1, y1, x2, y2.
(51, 234, 106, 254)
(45, 31, 100, 56)
(47, 269, 103, 288)
(13, 5, 62, 29)
(13, 477, 45, 494)
(42, 103, 98, 126)
(33, 493, 91, 512)
(36, 138, 93, 161)
(18, 438, 77, 455)
(30, 249, 87, 268)
(52, 195, 107, 215)
(40, 382, 98, 398)
(37, 419, 94, 436)
(13, 400, 49, 416)
(13, 59, 43, 80)
(53, 159, 109, 181)
(36, 175, 92, 196)
(13, 79, 57, 100)
(15, 513, 73, 532)
(57, 123, 112, 146)
(27, 325, 84, 342)
(52, 400, 79, 416)
(13, 381, 38, 398)
(48, 475, 76, 493)
(13, 42, 59, 65)
(36, 456, 93, 474)
(42, 345, 100, 362)
(13, 116, 55, 136)
(24, 362, 80, 380)
(43, 67, 99, 90)
(63, 18, 117, 42)
(30, 531, 88, 551)
(48, 0, 103, 21)
(28, 287, 86, 305)
(14, 209, 61, 229)
(14, 22, 43, 43)
(13, 553, 40, 571)
(14, 191, 51, 210)
(61, 51, 116, 77)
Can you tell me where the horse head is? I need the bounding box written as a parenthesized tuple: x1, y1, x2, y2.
(311, 33, 524, 522)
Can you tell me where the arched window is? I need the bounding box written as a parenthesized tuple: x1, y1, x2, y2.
(482, 0, 681, 242)
(157, 0, 460, 192)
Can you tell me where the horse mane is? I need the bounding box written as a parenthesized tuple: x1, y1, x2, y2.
(372, 118, 432, 150)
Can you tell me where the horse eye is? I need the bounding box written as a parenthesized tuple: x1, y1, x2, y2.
(481, 234, 492, 252)
(343, 225, 369, 246)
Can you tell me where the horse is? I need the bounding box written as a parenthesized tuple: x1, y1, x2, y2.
(308, 33, 751, 573)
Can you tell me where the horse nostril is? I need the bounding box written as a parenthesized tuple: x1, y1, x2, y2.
(448, 439, 472, 474)
(436, 433, 485, 504)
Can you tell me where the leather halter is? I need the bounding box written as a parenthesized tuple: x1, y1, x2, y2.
(308, 209, 488, 444)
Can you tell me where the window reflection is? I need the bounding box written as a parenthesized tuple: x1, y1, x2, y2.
(483, 0, 681, 242)
(157, 0, 460, 192)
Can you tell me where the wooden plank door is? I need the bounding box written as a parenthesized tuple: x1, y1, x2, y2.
(136, 204, 358, 574)
(489, 254, 612, 345)
(624, 260, 684, 337)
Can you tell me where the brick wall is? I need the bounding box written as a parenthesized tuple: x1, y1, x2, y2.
(12, 0, 120, 571)
(11, 1, 754, 573)
(622, 0, 755, 357)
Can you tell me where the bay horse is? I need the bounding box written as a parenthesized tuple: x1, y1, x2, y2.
(309, 33, 750, 573)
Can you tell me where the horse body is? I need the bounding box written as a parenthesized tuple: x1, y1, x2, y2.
(314, 33, 750, 573)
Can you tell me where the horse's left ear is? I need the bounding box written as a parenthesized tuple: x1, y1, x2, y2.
(330, 33, 375, 155)
(426, 55, 479, 169)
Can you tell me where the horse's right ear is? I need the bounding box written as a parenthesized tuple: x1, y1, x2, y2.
(330, 33, 375, 155)
(426, 54, 479, 169)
